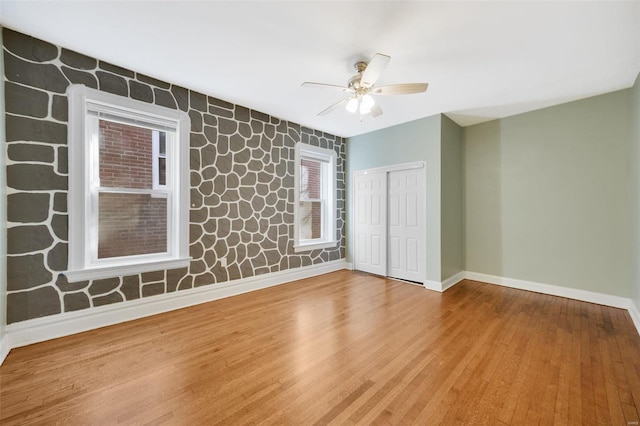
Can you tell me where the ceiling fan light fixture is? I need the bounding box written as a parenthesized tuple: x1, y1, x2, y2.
(345, 97, 359, 113)
(359, 94, 375, 115)
(303, 53, 428, 119)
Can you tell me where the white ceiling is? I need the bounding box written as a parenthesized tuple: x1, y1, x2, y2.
(1, 1, 639, 138)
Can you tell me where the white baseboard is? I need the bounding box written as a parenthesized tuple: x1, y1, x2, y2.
(629, 299, 640, 335)
(4, 260, 351, 355)
(422, 271, 465, 292)
(0, 333, 9, 366)
(464, 271, 631, 309)
(464, 271, 639, 337)
(423, 279, 443, 292)
(441, 271, 466, 291)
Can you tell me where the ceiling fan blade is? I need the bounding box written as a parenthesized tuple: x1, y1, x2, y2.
(302, 82, 352, 92)
(360, 53, 391, 88)
(369, 102, 383, 118)
(371, 83, 428, 95)
(317, 97, 350, 116)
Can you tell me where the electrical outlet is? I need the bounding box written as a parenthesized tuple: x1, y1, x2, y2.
(220, 257, 227, 268)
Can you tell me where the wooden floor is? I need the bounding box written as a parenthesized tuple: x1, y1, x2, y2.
(1, 271, 639, 425)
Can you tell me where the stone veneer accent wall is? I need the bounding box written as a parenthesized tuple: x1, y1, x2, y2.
(3, 28, 346, 324)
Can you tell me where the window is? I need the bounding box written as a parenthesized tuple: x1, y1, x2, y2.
(294, 142, 338, 252)
(152, 130, 167, 190)
(65, 85, 190, 282)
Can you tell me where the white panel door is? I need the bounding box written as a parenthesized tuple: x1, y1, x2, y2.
(354, 172, 387, 276)
(387, 168, 425, 283)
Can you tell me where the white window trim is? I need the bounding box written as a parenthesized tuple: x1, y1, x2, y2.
(293, 142, 338, 252)
(151, 130, 167, 192)
(65, 84, 191, 282)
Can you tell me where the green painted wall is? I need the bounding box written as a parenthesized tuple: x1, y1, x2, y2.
(631, 73, 640, 311)
(440, 115, 464, 281)
(346, 114, 442, 283)
(464, 90, 633, 297)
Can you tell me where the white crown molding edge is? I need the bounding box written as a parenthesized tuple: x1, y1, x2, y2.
(3, 260, 351, 360)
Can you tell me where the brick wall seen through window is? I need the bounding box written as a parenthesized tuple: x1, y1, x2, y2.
(97, 120, 167, 258)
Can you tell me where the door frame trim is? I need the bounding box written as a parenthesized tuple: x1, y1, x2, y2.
(352, 161, 425, 176)
(352, 160, 426, 281)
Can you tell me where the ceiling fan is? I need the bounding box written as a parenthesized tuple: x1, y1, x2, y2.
(302, 53, 428, 118)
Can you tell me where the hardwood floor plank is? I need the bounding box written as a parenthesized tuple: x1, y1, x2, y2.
(1, 271, 638, 425)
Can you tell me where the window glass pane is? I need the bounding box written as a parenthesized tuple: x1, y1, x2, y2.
(299, 200, 323, 240)
(99, 119, 160, 189)
(98, 192, 167, 258)
(158, 157, 167, 186)
(300, 158, 321, 200)
(159, 132, 166, 155)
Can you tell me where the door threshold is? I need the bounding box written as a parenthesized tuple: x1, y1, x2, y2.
(388, 277, 424, 287)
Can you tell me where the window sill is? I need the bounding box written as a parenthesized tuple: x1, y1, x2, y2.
(65, 257, 192, 282)
(293, 240, 338, 253)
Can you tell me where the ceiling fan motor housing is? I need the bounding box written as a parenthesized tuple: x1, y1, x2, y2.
(348, 62, 369, 92)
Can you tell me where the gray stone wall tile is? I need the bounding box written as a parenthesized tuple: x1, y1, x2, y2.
(190, 91, 206, 112)
(8, 164, 67, 190)
(137, 73, 171, 89)
(89, 278, 120, 296)
(93, 292, 124, 307)
(129, 80, 153, 103)
(7, 254, 53, 290)
(235, 106, 250, 122)
(208, 97, 233, 109)
(6, 115, 67, 144)
(209, 105, 233, 118)
(4, 53, 68, 93)
(3, 28, 58, 62)
(142, 271, 164, 282)
(121, 275, 141, 300)
(154, 88, 177, 109)
(51, 214, 68, 240)
(203, 114, 217, 126)
(64, 293, 90, 312)
(171, 85, 189, 112)
(96, 71, 128, 96)
(60, 49, 97, 70)
(8, 192, 50, 223)
(166, 268, 188, 293)
(142, 282, 164, 297)
(5, 82, 49, 118)
(8, 225, 53, 254)
(99, 60, 135, 78)
(7, 286, 61, 323)
(52, 95, 69, 122)
(57, 146, 68, 174)
(47, 242, 68, 271)
(8, 143, 54, 163)
(189, 110, 203, 132)
(250, 110, 269, 123)
(53, 193, 67, 213)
